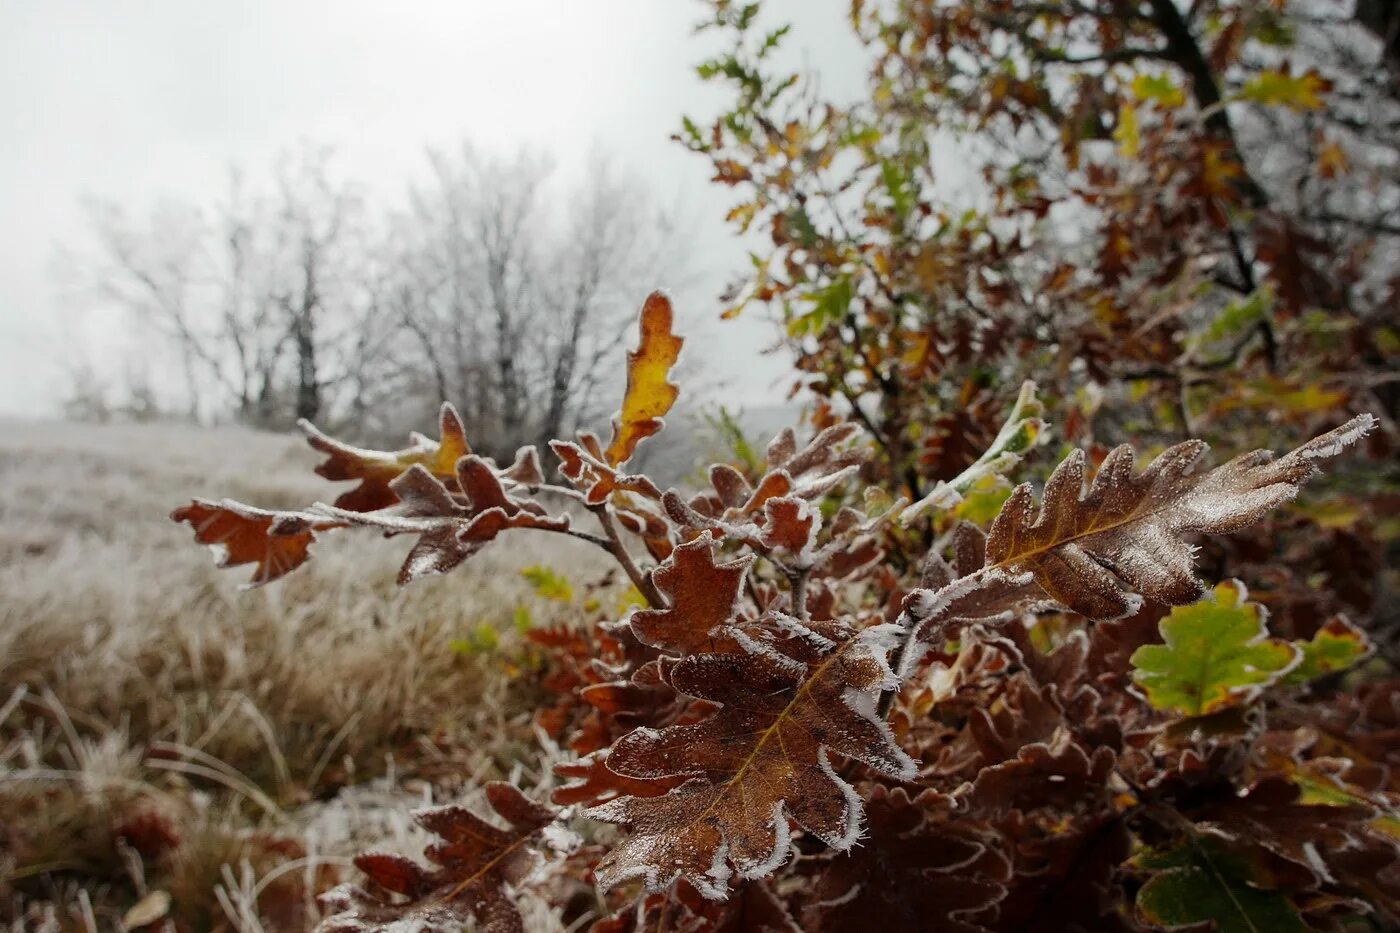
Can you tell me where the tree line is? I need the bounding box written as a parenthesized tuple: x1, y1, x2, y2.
(69, 143, 683, 460)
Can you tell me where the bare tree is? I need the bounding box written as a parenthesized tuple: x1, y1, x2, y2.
(73, 141, 683, 442)
(388, 144, 683, 457)
(80, 147, 366, 427)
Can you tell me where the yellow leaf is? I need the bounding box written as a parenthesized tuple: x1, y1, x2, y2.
(725, 201, 760, 232)
(900, 332, 929, 368)
(1114, 102, 1140, 158)
(1317, 139, 1348, 178)
(1201, 145, 1245, 199)
(605, 291, 685, 466)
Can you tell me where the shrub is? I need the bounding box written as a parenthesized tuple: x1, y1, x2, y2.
(176, 292, 1397, 931)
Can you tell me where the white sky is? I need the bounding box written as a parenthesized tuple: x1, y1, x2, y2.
(0, 1, 866, 418)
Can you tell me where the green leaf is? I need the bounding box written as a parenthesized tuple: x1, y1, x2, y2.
(1134, 837, 1307, 932)
(787, 206, 819, 247)
(1247, 12, 1295, 47)
(512, 604, 533, 634)
(520, 565, 573, 602)
(1130, 580, 1298, 717)
(788, 276, 853, 338)
(1132, 73, 1186, 108)
(955, 475, 1013, 525)
(680, 115, 705, 148)
(451, 622, 501, 655)
(1240, 68, 1329, 111)
(759, 25, 790, 55)
(1279, 616, 1371, 686)
(880, 158, 917, 220)
(1202, 288, 1273, 345)
(703, 405, 762, 474)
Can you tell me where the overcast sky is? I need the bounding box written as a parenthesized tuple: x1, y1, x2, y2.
(0, 1, 866, 418)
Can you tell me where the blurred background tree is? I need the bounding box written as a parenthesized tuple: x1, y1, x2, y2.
(682, 0, 1398, 640)
(74, 144, 685, 462)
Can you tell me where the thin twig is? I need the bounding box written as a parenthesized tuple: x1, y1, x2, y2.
(789, 569, 810, 621)
(592, 505, 666, 609)
(561, 527, 613, 550)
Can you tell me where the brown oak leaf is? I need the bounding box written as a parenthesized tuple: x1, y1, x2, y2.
(801, 786, 1008, 933)
(629, 532, 754, 656)
(303, 401, 471, 513)
(317, 782, 558, 933)
(314, 460, 569, 584)
(588, 617, 916, 898)
(552, 437, 664, 506)
(552, 749, 684, 808)
(172, 499, 345, 587)
(981, 414, 1377, 619)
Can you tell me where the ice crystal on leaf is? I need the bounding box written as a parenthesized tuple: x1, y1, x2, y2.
(317, 783, 558, 933)
(303, 402, 472, 513)
(589, 616, 915, 899)
(983, 414, 1376, 619)
(171, 499, 344, 587)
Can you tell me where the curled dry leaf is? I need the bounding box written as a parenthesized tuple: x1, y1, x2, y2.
(171, 499, 345, 587)
(317, 782, 558, 933)
(552, 436, 664, 506)
(302, 401, 471, 513)
(668, 423, 868, 536)
(605, 291, 684, 467)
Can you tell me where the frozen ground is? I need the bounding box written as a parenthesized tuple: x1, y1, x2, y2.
(0, 418, 607, 931)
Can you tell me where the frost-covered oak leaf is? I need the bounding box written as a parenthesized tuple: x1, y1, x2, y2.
(759, 495, 822, 559)
(171, 500, 345, 587)
(801, 785, 1007, 933)
(301, 401, 471, 513)
(552, 749, 685, 808)
(589, 617, 916, 899)
(312, 460, 569, 585)
(1130, 581, 1298, 717)
(629, 532, 754, 656)
(317, 782, 559, 933)
(604, 291, 684, 467)
(983, 414, 1376, 619)
(551, 438, 663, 506)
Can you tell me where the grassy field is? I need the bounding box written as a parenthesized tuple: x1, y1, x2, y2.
(0, 419, 611, 931)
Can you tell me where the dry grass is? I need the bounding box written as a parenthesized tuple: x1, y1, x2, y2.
(0, 419, 610, 930)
